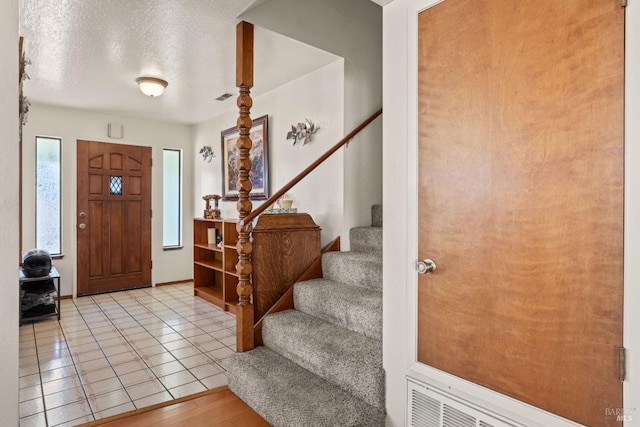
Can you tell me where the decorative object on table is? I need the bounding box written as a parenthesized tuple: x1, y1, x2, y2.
(202, 194, 222, 219)
(279, 198, 293, 209)
(286, 118, 320, 146)
(199, 145, 215, 163)
(264, 194, 297, 214)
(207, 228, 217, 245)
(221, 114, 269, 201)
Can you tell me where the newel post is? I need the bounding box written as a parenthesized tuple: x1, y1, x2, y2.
(235, 21, 255, 352)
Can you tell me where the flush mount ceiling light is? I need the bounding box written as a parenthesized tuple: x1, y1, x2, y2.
(136, 77, 168, 97)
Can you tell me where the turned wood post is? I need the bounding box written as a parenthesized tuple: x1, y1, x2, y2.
(235, 21, 255, 352)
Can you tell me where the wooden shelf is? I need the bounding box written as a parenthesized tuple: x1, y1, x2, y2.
(224, 270, 239, 278)
(194, 259, 223, 271)
(194, 286, 224, 310)
(225, 300, 238, 315)
(194, 243, 222, 252)
(193, 218, 238, 313)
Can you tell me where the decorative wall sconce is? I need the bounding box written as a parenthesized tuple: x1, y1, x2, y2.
(136, 77, 168, 97)
(286, 118, 320, 145)
(20, 52, 31, 127)
(199, 146, 215, 162)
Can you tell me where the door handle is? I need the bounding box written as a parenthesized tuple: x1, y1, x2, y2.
(417, 259, 436, 274)
(79, 223, 87, 230)
(79, 212, 86, 218)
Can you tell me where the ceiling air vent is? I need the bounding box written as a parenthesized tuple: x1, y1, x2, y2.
(215, 93, 233, 101)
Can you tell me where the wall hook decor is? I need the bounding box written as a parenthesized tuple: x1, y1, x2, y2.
(199, 146, 215, 162)
(286, 118, 320, 146)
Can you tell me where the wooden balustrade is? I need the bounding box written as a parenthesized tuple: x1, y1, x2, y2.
(234, 20, 382, 352)
(240, 108, 383, 227)
(235, 21, 255, 353)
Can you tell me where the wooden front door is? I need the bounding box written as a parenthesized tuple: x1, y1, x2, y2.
(77, 140, 152, 296)
(417, 1, 624, 425)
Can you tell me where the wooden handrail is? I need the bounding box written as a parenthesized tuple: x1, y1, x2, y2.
(240, 108, 383, 226)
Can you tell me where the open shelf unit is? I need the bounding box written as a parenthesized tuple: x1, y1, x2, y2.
(19, 266, 61, 324)
(193, 214, 322, 320)
(193, 218, 239, 313)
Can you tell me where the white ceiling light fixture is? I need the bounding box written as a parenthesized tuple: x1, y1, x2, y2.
(136, 77, 168, 97)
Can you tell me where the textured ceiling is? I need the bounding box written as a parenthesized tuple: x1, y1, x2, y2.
(19, 0, 340, 124)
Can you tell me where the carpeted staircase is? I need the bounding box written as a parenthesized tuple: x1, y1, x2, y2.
(228, 204, 384, 427)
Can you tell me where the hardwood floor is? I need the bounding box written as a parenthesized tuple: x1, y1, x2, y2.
(80, 387, 270, 427)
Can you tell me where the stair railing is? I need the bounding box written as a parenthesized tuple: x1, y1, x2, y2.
(234, 21, 382, 352)
(240, 108, 383, 227)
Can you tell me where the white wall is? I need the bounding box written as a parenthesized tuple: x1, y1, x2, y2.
(382, 2, 410, 425)
(0, 0, 20, 424)
(193, 60, 345, 247)
(22, 104, 194, 296)
(241, 0, 383, 247)
(383, 0, 640, 426)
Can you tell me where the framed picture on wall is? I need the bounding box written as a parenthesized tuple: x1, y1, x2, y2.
(221, 115, 269, 201)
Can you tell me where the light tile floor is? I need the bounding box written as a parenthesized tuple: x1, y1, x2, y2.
(18, 283, 236, 427)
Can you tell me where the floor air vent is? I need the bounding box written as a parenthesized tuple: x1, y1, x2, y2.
(408, 378, 521, 427)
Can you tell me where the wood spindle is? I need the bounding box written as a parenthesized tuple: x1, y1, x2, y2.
(235, 21, 255, 352)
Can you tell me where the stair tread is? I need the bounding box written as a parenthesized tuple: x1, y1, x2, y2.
(371, 204, 383, 227)
(227, 204, 385, 425)
(322, 251, 382, 290)
(350, 226, 383, 256)
(324, 250, 382, 263)
(263, 309, 384, 410)
(228, 346, 385, 427)
(295, 278, 382, 340)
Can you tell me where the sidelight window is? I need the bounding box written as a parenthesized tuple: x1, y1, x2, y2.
(163, 149, 182, 248)
(35, 136, 62, 255)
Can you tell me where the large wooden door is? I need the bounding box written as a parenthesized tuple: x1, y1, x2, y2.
(77, 140, 152, 295)
(417, 1, 624, 425)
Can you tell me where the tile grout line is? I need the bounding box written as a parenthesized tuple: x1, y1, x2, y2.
(77, 293, 150, 412)
(64, 294, 144, 422)
(89, 288, 208, 404)
(95, 291, 176, 403)
(129, 286, 234, 391)
(118, 287, 216, 395)
(26, 322, 51, 427)
(32, 321, 55, 427)
(59, 296, 99, 424)
(24, 284, 234, 425)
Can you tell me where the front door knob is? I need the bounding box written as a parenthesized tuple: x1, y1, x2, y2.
(79, 223, 87, 230)
(417, 259, 436, 274)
